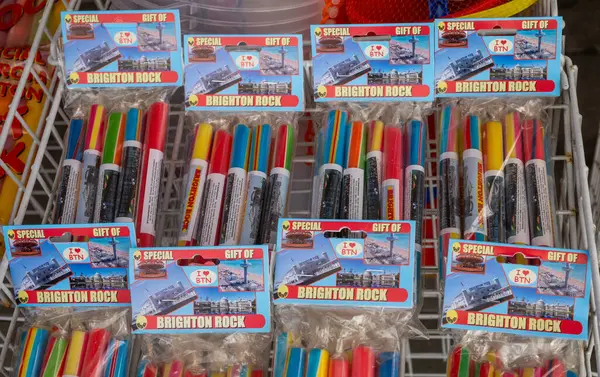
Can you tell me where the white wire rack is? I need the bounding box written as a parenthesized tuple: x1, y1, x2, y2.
(0, 0, 597, 377)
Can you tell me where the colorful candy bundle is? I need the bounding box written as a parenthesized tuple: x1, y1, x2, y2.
(178, 114, 297, 248)
(438, 98, 557, 275)
(272, 219, 425, 377)
(54, 95, 170, 248)
(130, 246, 272, 377)
(15, 308, 130, 377)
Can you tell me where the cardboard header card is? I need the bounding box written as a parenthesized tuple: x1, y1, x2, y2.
(310, 24, 435, 102)
(434, 18, 563, 97)
(3, 223, 136, 307)
(130, 246, 271, 334)
(274, 219, 417, 309)
(442, 240, 590, 340)
(183, 34, 304, 111)
(61, 10, 183, 88)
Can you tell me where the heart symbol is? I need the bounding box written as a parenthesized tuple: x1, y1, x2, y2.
(202, 270, 210, 276)
(246, 56, 252, 61)
(125, 32, 130, 37)
(522, 270, 529, 276)
(501, 39, 506, 45)
(376, 45, 382, 50)
(349, 242, 356, 248)
(74, 248, 81, 253)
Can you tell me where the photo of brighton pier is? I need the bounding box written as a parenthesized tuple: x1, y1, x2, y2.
(275, 248, 342, 288)
(444, 261, 514, 314)
(515, 30, 557, 60)
(18, 258, 72, 292)
(69, 265, 127, 290)
(186, 64, 242, 96)
(537, 261, 587, 297)
(364, 233, 409, 265)
(336, 259, 400, 288)
(219, 259, 264, 292)
(194, 290, 256, 315)
(435, 34, 494, 83)
(137, 22, 178, 51)
(390, 35, 430, 64)
(508, 287, 574, 320)
(89, 238, 128, 268)
(65, 25, 121, 75)
(134, 280, 198, 321)
(260, 46, 299, 75)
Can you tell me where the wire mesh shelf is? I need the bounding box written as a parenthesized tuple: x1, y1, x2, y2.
(0, 1, 596, 377)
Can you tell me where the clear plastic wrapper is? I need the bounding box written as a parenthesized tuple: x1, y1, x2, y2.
(273, 302, 426, 377)
(438, 98, 558, 276)
(178, 112, 298, 249)
(136, 333, 272, 377)
(13, 307, 131, 377)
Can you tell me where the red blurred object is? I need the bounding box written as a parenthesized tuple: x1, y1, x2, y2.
(322, 0, 509, 24)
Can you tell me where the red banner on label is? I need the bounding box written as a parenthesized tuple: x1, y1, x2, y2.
(448, 310, 583, 335)
(74, 71, 180, 85)
(23, 290, 130, 305)
(279, 285, 408, 303)
(8, 225, 132, 240)
(322, 84, 430, 99)
(194, 94, 299, 108)
(67, 13, 177, 24)
(140, 314, 267, 330)
(441, 80, 556, 94)
(283, 220, 411, 234)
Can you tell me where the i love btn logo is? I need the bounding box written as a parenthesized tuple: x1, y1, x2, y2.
(488, 38, 513, 54)
(364, 44, 389, 59)
(190, 269, 217, 286)
(508, 268, 537, 286)
(63, 246, 89, 262)
(335, 240, 363, 258)
(235, 54, 259, 70)
(114, 31, 137, 45)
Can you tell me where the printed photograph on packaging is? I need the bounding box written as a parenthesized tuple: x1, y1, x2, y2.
(259, 46, 300, 75)
(364, 232, 410, 265)
(10, 242, 73, 293)
(282, 230, 314, 248)
(69, 265, 127, 290)
(444, 260, 514, 314)
(218, 259, 264, 292)
(390, 35, 430, 64)
(194, 289, 256, 315)
(64, 25, 121, 73)
(537, 261, 587, 298)
(132, 262, 198, 320)
(184, 48, 242, 97)
(515, 29, 557, 60)
(489, 56, 548, 80)
(451, 247, 486, 273)
(89, 237, 129, 268)
(367, 60, 422, 85)
(10, 239, 41, 256)
(238, 71, 292, 95)
(117, 49, 172, 72)
(312, 38, 371, 93)
(275, 233, 341, 289)
(134, 258, 167, 279)
(316, 35, 345, 53)
(137, 22, 178, 51)
(189, 45, 216, 62)
(435, 32, 494, 82)
(66, 22, 95, 40)
(336, 259, 400, 288)
(438, 30, 468, 48)
(508, 287, 574, 320)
